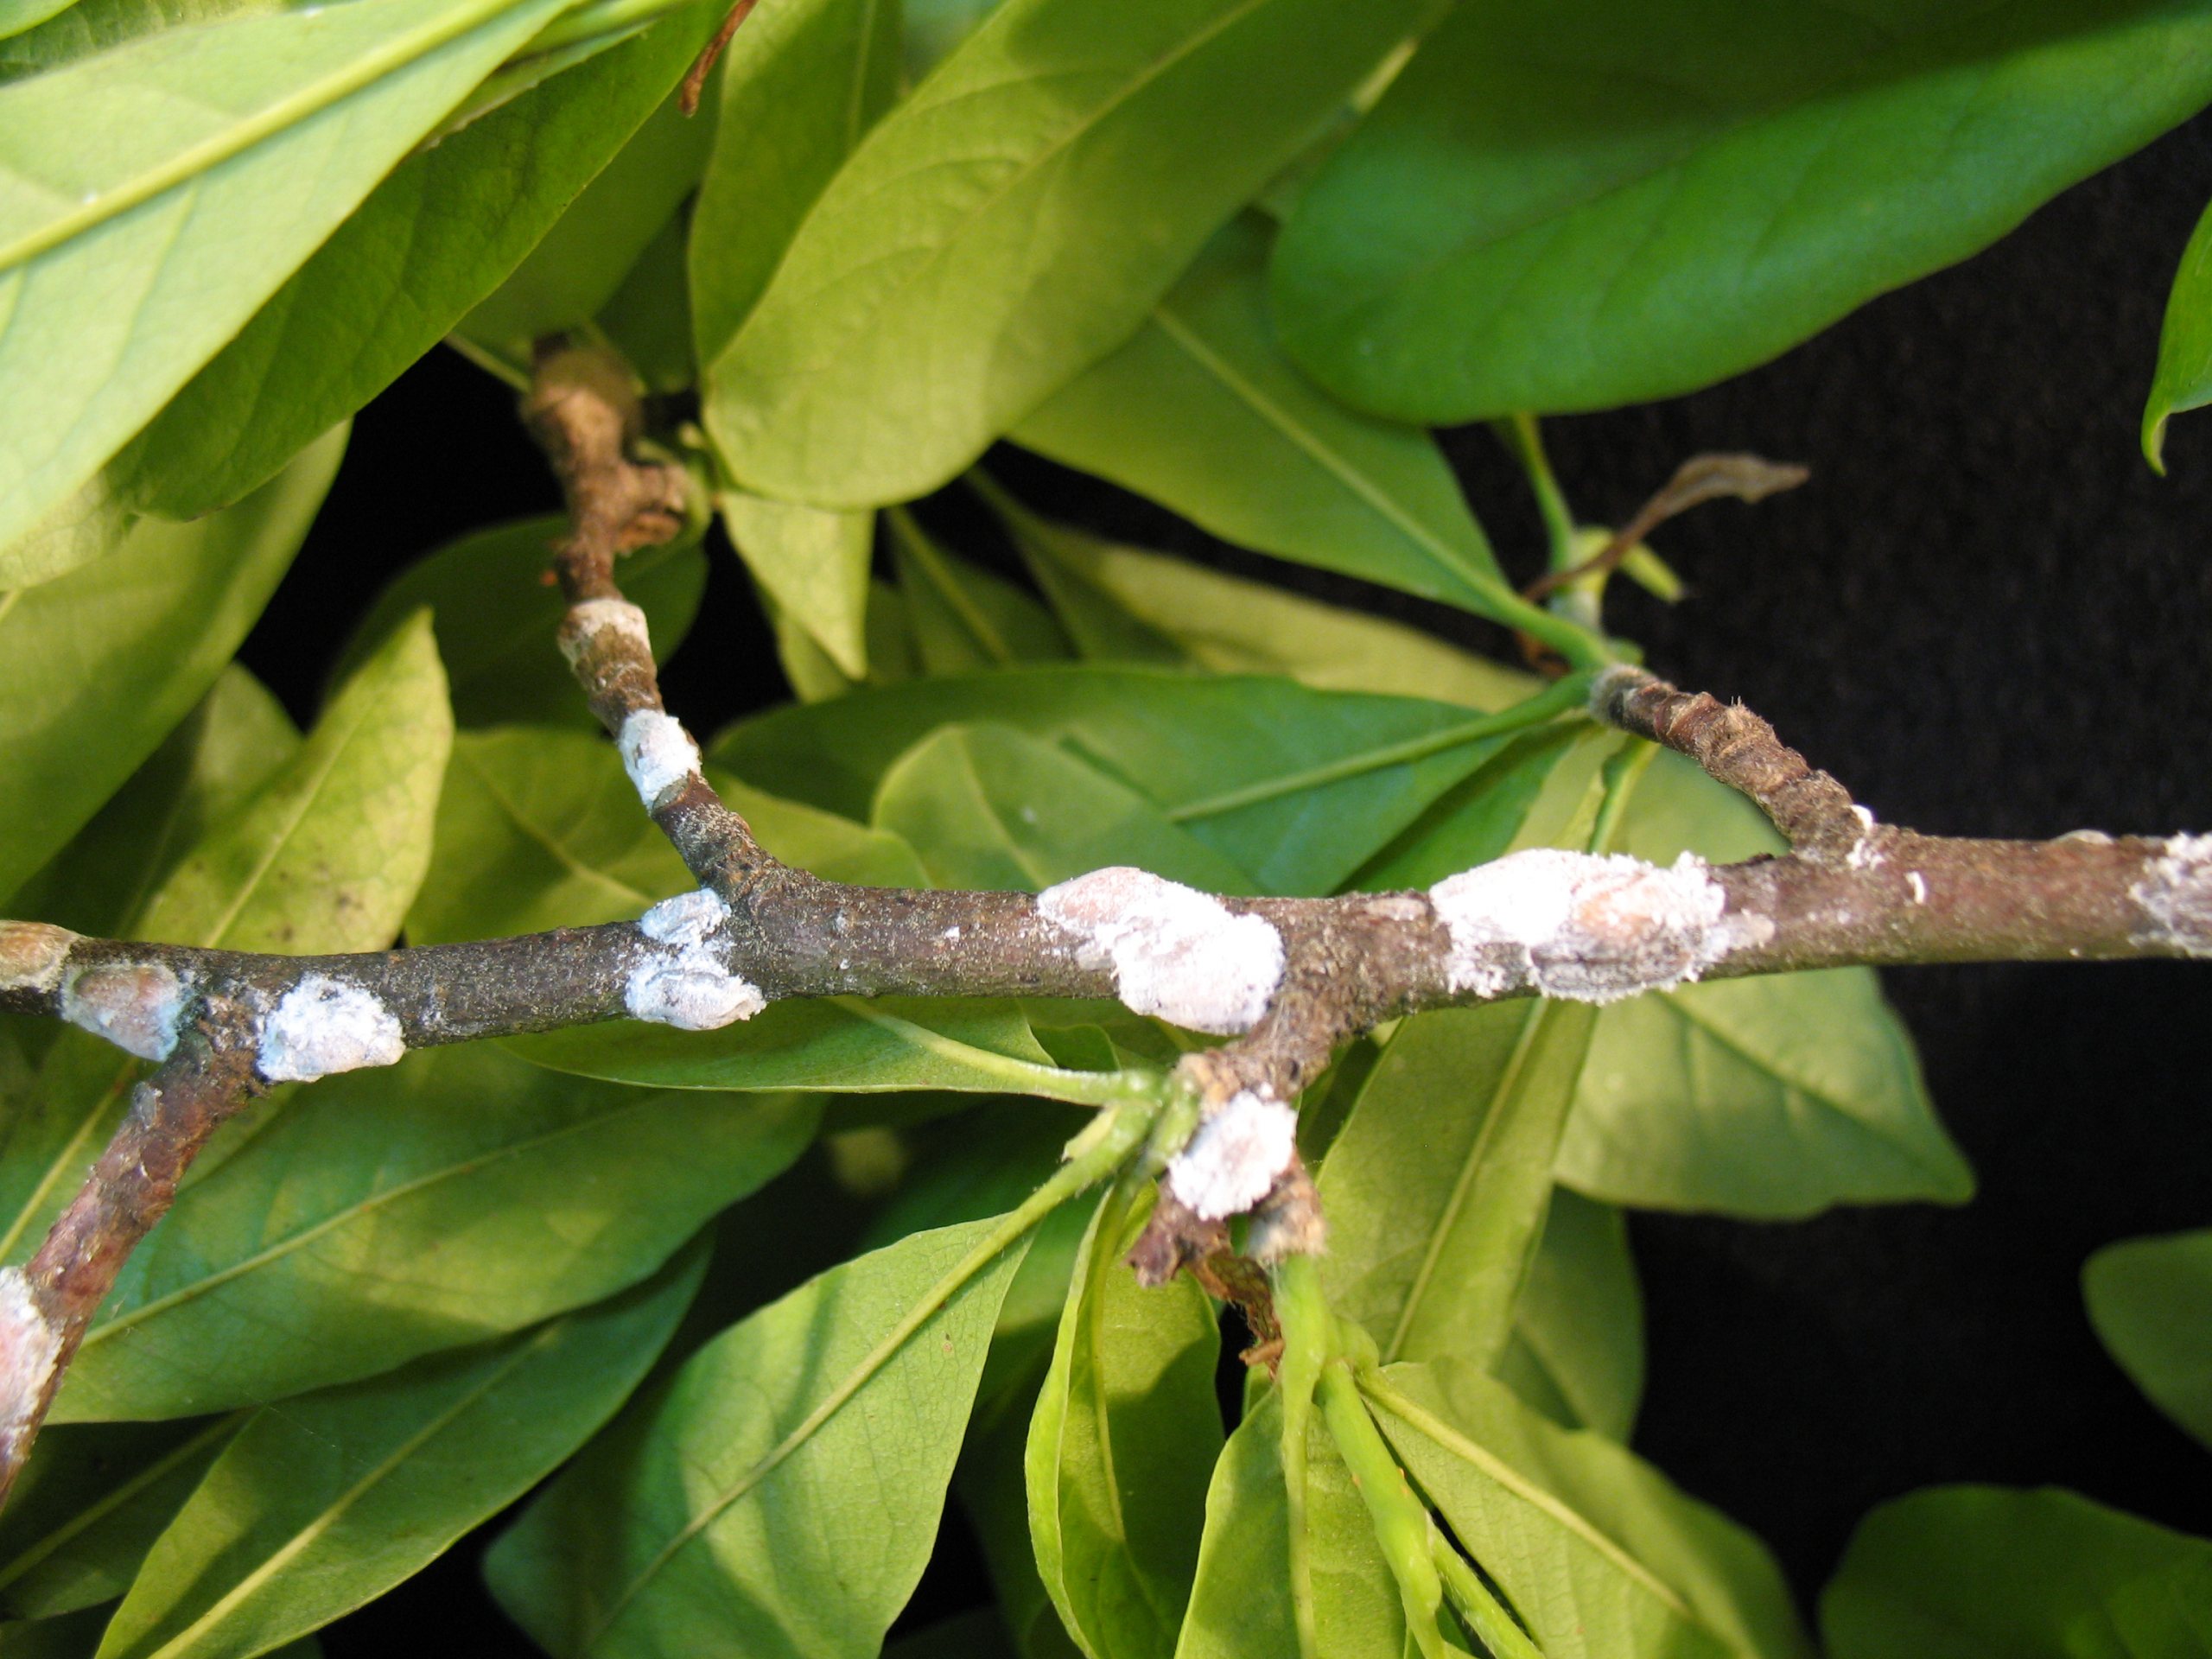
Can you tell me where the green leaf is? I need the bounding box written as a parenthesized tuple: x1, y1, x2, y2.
(459, 85, 716, 352)
(689, 0, 905, 365)
(0, 427, 340, 903)
(0, 612, 452, 1274)
(874, 724, 1255, 894)
(596, 211, 696, 395)
(1014, 213, 1515, 620)
(0, 2, 78, 45)
(0, 0, 572, 549)
(1321, 1000, 1599, 1373)
(410, 725, 925, 946)
(1494, 1189, 1643, 1441)
(9, 668, 298, 943)
(902, 0, 996, 79)
(1175, 1386, 1408, 1659)
(890, 512, 1072, 675)
(1561, 751, 1971, 1217)
(334, 517, 706, 731)
(703, 0, 1440, 507)
(1366, 1360, 1810, 1659)
(712, 665, 1557, 896)
(1821, 1485, 2212, 1659)
(2145, 197, 2212, 471)
(52, 1046, 816, 1421)
(0, 1418, 236, 1621)
(106, 2, 722, 524)
(1270, 0, 2212, 423)
(2086, 1230, 2212, 1452)
(1001, 492, 1538, 708)
(720, 492, 876, 680)
(136, 609, 452, 955)
(0, 3, 289, 75)
(1026, 1184, 1219, 1659)
(94, 1252, 702, 1659)
(512, 997, 1126, 1103)
(486, 1216, 1031, 1659)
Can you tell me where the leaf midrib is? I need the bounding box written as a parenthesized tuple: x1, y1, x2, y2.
(1291, 0, 2022, 333)
(719, 0, 1273, 381)
(0, 0, 543, 273)
(77, 1093, 671, 1353)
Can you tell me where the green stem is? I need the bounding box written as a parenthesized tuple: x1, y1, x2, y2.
(1494, 415, 1578, 578)
(1319, 1362, 1465, 1657)
(1166, 672, 1597, 823)
(1431, 1535, 1545, 1659)
(1585, 734, 1658, 856)
(1274, 1255, 1332, 1659)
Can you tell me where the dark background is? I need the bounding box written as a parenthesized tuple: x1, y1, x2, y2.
(257, 105, 2212, 1649)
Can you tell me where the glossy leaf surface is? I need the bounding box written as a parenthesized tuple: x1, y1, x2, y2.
(94, 1255, 701, 1659)
(1822, 1485, 2212, 1658)
(2085, 1230, 2212, 1452)
(1271, 0, 2212, 423)
(0, 0, 568, 548)
(486, 1217, 1028, 1659)
(0, 429, 340, 901)
(1014, 214, 1513, 618)
(54, 1047, 815, 1421)
(1026, 1185, 1218, 1659)
(704, 0, 1438, 506)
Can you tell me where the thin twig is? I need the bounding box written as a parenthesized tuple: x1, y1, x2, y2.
(677, 0, 760, 114)
(1523, 453, 1809, 603)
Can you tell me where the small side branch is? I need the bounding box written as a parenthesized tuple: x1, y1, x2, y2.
(0, 1002, 259, 1503)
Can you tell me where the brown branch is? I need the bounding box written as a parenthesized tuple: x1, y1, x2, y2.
(0, 1001, 259, 1505)
(677, 0, 760, 115)
(0, 353, 2201, 1505)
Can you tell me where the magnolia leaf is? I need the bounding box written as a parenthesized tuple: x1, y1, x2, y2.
(1322, 999, 1599, 1372)
(1014, 213, 1516, 620)
(720, 492, 875, 680)
(334, 518, 706, 731)
(689, 0, 905, 365)
(9, 668, 298, 944)
(0, 427, 340, 902)
(1495, 1189, 1643, 1440)
(1001, 497, 1538, 708)
(2085, 1230, 2212, 1452)
(0, 613, 452, 1274)
(53, 1047, 816, 1421)
(874, 723, 1255, 895)
(714, 665, 1547, 896)
(1821, 1485, 2212, 1659)
(703, 0, 1440, 507)
(93, 1254, 702, 1659)
(1367, 1360, 1809, 1659)
(2145, 195, 2212, 471)
(0, 1417, 236, 1621)
(889, 513, 1071, 676)
(486, 1217, 1030, 1659)
(1271, 0, 2212, 423)
(0, 0, 571, 549)
(1026, 1184, 1219, 1659)
(1175, 1387, 1408, 1659)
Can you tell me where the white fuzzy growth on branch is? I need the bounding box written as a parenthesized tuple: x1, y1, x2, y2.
(61, 963, 185, 1061)
(618, 710, 700, 807)
(0, 1268, 58, 1467)
(1038, 868, 1285, 1034)
(626, 888, 765, 1031)
(559, 598, 652, 665)
(2132, 834, 2212, 956)
(0, 922, 75, 995)
(1428, 849, 1748, 1003)
(257, 976, 406, 1082)
(1166, 1089, 1299, 1219)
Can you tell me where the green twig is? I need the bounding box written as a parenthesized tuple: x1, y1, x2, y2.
(1431, 1534, 1545, 1659)
(1319, 1361, 1466, 1657)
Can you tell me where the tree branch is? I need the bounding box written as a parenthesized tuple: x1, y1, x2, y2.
(0, 346, 2204, 1502)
